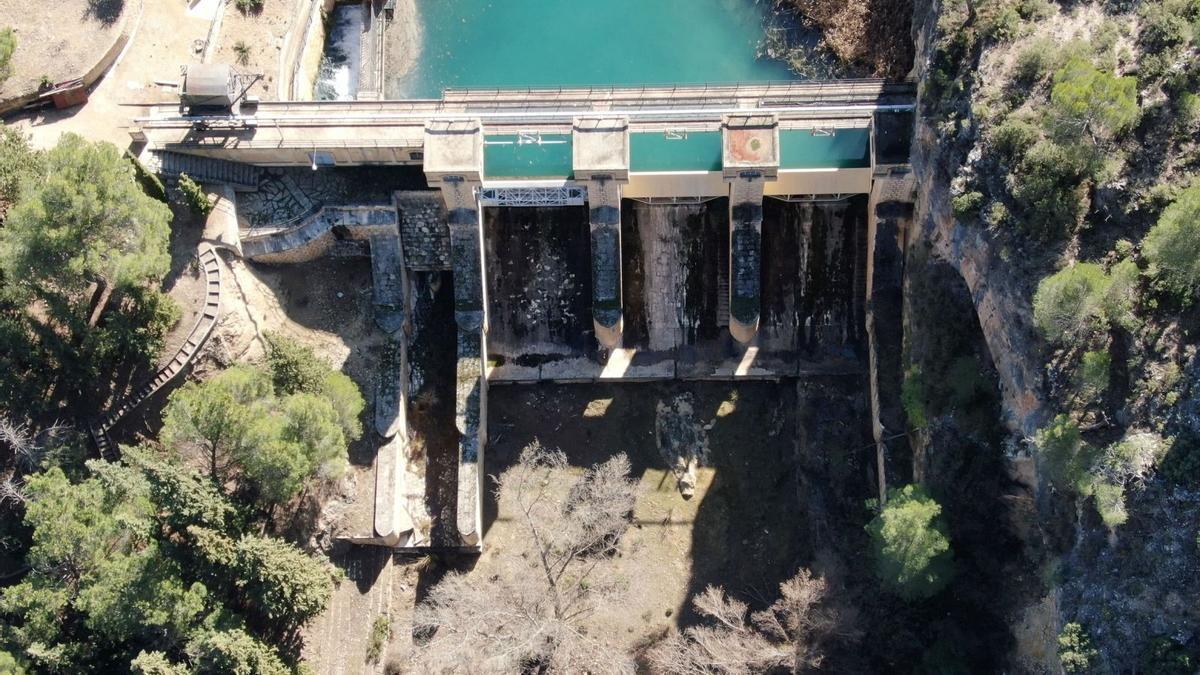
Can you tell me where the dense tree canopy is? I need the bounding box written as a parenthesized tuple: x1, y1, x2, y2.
(161, 339, 363, 508)
(0, 133, 170, 298)
(0, 129, 177, 422)
(1048, 57, 1139, 142)
(1032, 261, 1137, 343)
(0, 448, 332, 673)
(866, 485, 955, 601)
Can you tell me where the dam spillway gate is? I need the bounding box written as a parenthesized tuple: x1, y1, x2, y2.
(133, 81, 917, 551)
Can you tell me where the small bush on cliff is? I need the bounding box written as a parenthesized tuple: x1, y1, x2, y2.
(1058, 622, 1098, 673)
(866, 485, 955, 601)
(1034, 415, 1097, 493)
(1143, 181, 1200, 302)
(1009, 140, 1089, 238)
(952, 190, 984, 219)
(1078, 350, 1111, 395)
(1047, 57, 1139, 143)
(1138, 0, 1200, 82)
(902, 366, 929, 430)
(1139, 636, 1195, 675)
(1034, 264, 1113, 342)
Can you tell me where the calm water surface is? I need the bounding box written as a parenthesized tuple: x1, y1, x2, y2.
(391, 0, 800, 98)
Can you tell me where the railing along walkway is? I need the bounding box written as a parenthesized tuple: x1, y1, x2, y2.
(90, 244, 223, 459)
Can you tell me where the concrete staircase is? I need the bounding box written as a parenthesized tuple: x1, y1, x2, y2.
(241, 203, 399, 263)
(90, 244, 223, 459)
(145, 150, 262, 190)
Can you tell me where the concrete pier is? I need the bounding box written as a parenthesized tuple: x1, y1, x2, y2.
(722, 115, 779, 344)
(423, 120, 487, 548)
(573, 118, 630, 349)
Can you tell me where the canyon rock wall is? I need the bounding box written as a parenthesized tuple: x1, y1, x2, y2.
(907, 0, 1049, 438)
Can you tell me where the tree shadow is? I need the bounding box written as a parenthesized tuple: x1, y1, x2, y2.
(85, 0, 125, 25)
(409, 550, 479, 643)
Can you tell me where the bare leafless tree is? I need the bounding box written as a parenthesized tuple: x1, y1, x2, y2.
(412, 442, 639, 674)
(646, 568, 846, 674)
(0, 474, 25, 506)
(0, 417, 73, 472)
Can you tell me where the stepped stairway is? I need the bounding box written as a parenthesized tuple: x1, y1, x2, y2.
(90, 244, 223, 459)
(240, 204, 399, 262)
(144, 150, 262, 191)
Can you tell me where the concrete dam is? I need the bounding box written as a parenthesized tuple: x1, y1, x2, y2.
(129, 0, 917, 550)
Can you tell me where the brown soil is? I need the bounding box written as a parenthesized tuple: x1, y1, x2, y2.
(215, 0, 302, 99)
(473, 380, 865, 649)
(8, 0, 211, 149)
(0, 0, 130, 99)
(786, 0, 914, 79)
(215, 255, 386, 531)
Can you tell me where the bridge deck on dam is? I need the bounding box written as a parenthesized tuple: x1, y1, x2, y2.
(133, 81, 916, 165)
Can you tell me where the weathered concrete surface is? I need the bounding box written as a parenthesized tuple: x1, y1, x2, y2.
(866, 178, 913, 499)
(369, 233, 406, 334)
(483, 206, 593, 366)
(241, 204, 399, 263)
(396, 190, 451, 271)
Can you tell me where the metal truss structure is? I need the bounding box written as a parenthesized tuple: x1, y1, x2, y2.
(478, 185, 588, 207)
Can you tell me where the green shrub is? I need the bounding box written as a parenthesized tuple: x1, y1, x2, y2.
(979, 2, 1023, 42)
(985, 201, 1010, 227)
(235, 0, 264, 12)
(1102, 431, 1172, 484)
(866, 484, 955, 601)
(1048, 56, 1139, 142)
(366, 615, 390, 664)
(1010, 140, 1087, 238)
(1034, 415, 1098, 493)
(1016, 0, 1055, 21)
(1058, 622, 1098, 673)
(1090, 478, 1127, 527)
(990, 116, 1040, 160)
(0, 28, 15, 82)
(1139, 636, 1194, 675)
(177, 173, 213, 217)
(952, 190, 984, 219)
(1104, 259, 1140, 330)
(233, 41, 251, 67)
(1179, 92, 1200, 127)
(1078, 350, 1111, 395)
(1013, 38, 1057, 85)
(1143, 181, 1200, 302)
(902, 365, 929, 429)
(1032, 263, 1112, 342)
(1138, 0, 1198, 53)
(265, 332, 330, 395)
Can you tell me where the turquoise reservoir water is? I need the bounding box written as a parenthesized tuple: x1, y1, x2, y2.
(391, 0, 800, 98)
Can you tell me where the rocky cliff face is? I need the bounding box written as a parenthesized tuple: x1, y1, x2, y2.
(907, 0, 1050, 439)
